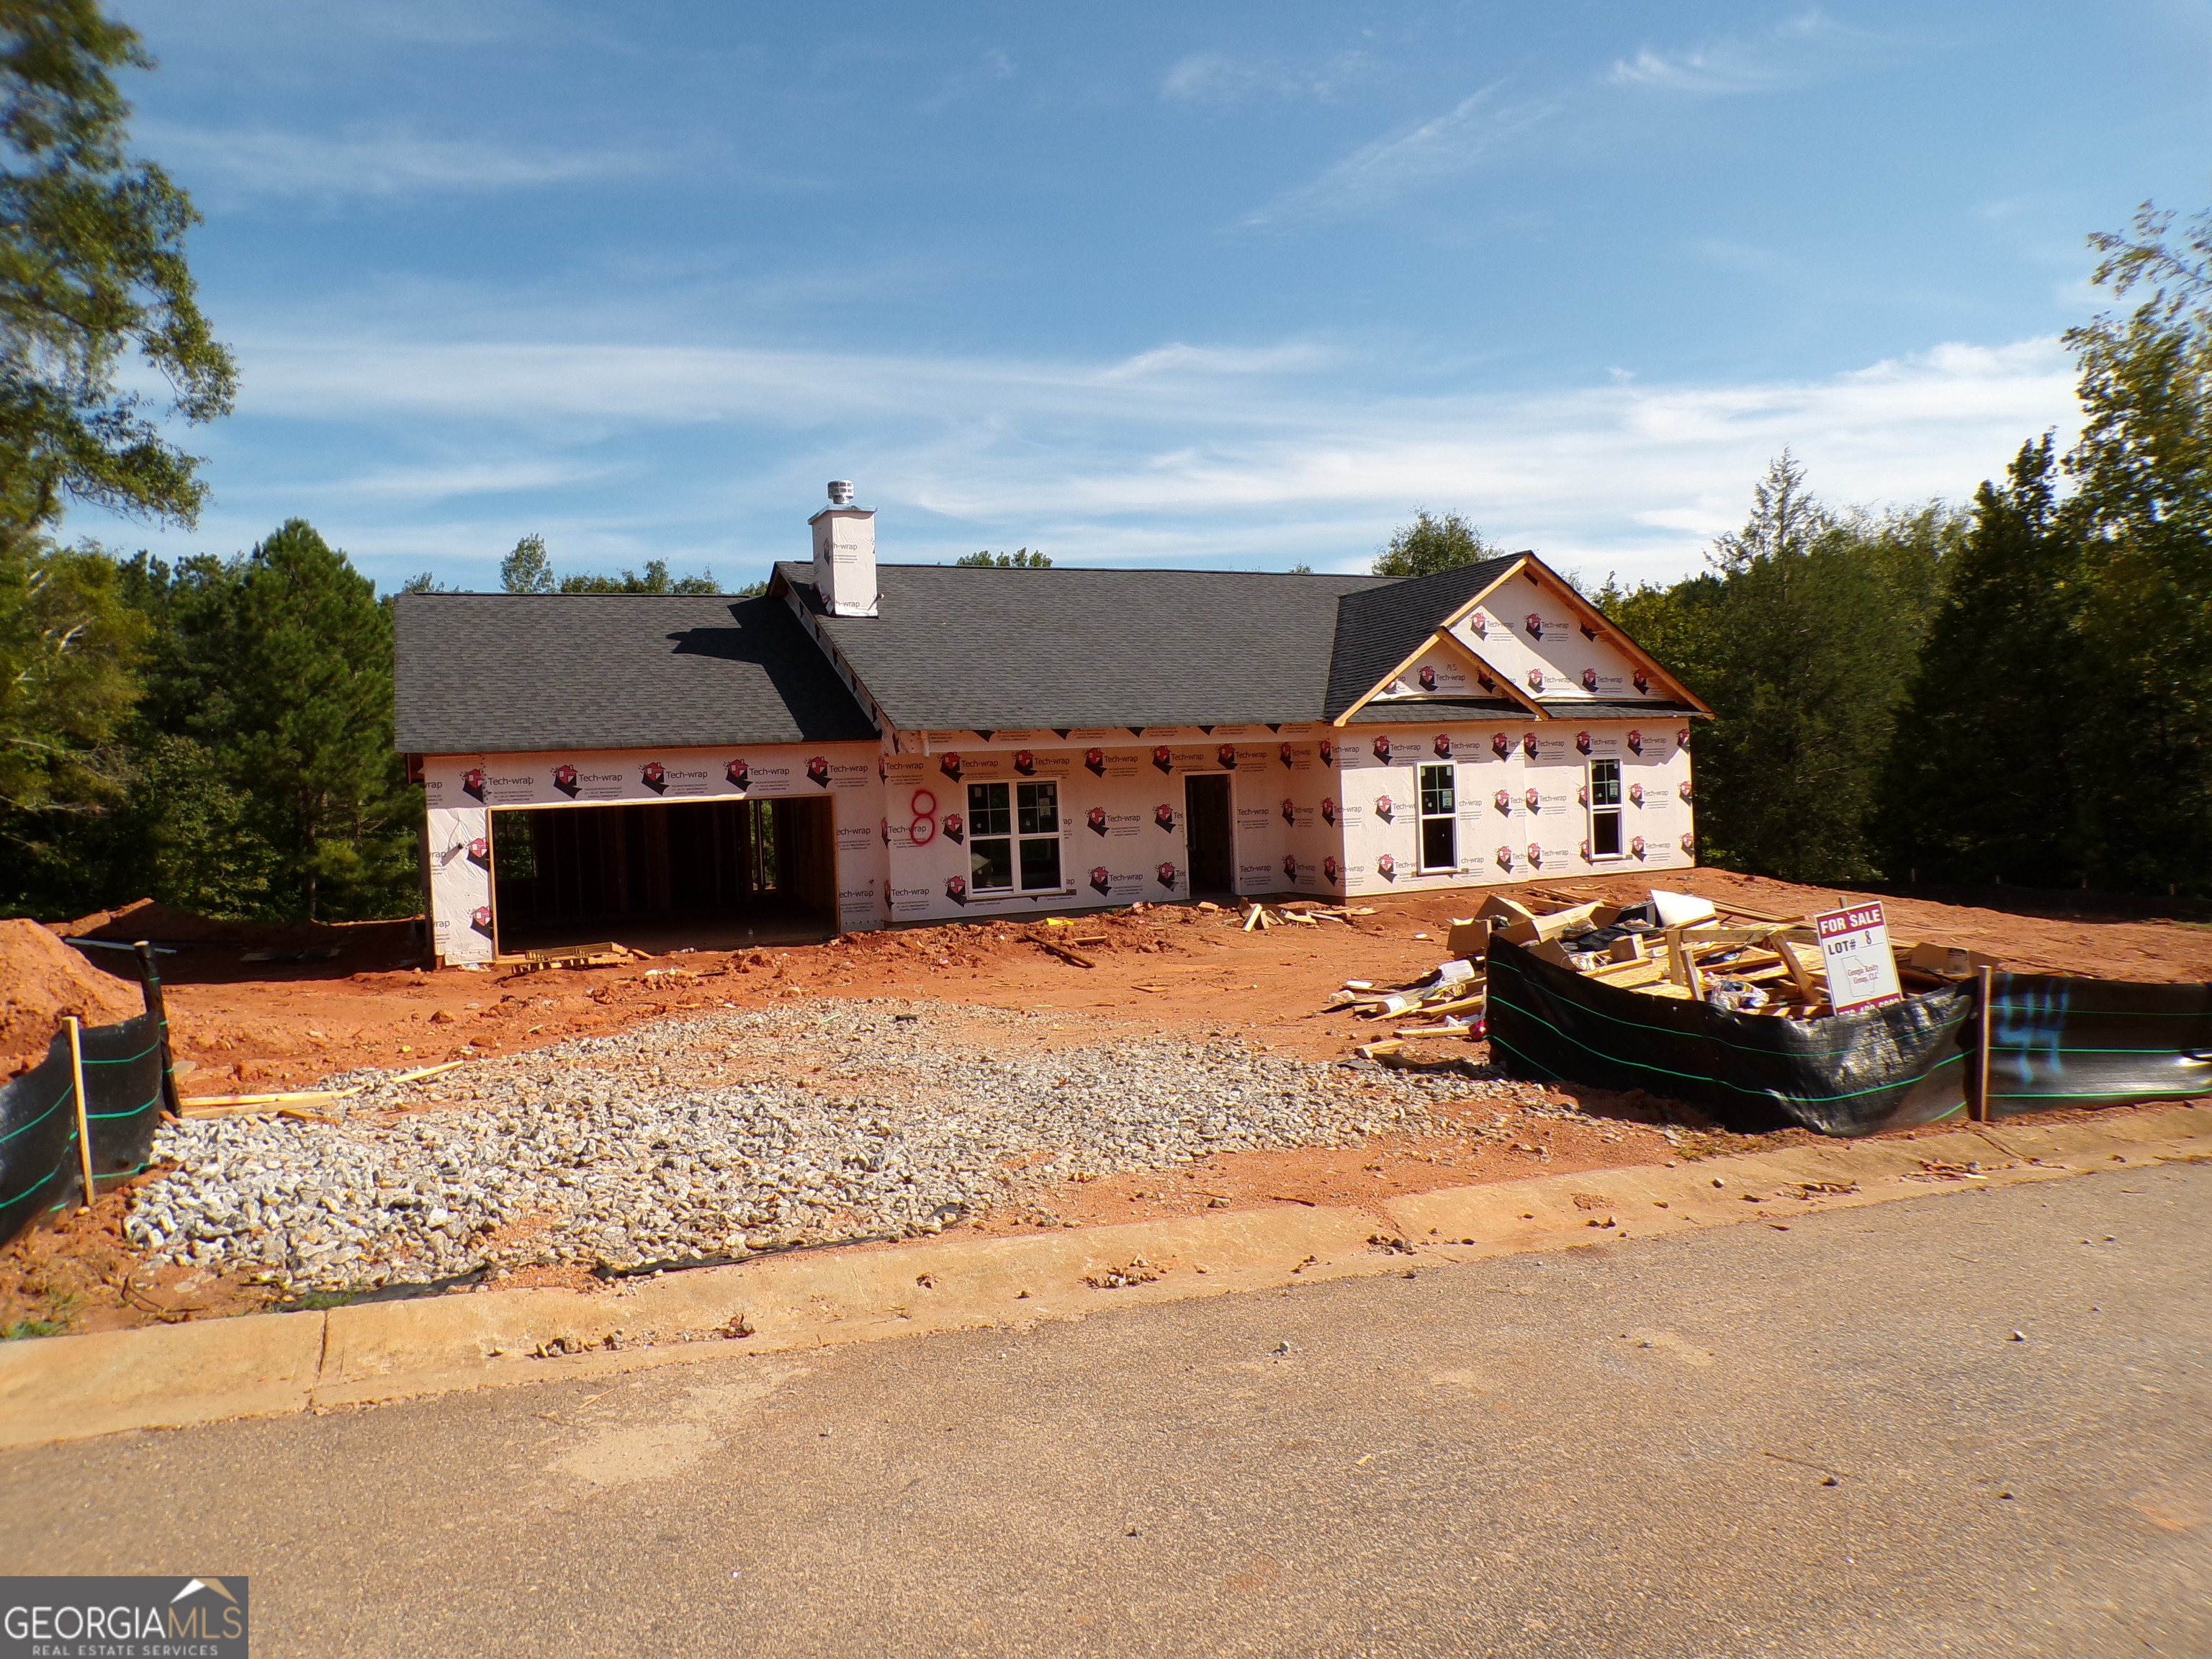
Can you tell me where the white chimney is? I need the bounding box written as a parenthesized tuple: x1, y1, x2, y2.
(808, 480, 878, 617)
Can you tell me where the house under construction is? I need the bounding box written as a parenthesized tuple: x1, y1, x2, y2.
(392, 484, 1709, 965)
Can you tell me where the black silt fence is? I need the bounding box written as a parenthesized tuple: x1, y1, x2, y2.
(1487, 937, 2212, 1137)
(0, 1013, 169, 1246)
(1986, 972, 2212, 1116)
(0, 941, 179, 1249)
(1483, 936, 1972, 1136)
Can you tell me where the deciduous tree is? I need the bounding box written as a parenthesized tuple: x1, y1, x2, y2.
(1372, 509, 1502, 577)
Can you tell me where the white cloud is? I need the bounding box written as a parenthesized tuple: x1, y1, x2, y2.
(166, 317, 2079, 588)
(312, 459, 624, 504)
(146, 123, 652, 198)
(1241, 86, 1557, 225)
(1608, 11, 1853, 96)
(1096, 341, 1343, 382)
(1159, 50, 1377, 104)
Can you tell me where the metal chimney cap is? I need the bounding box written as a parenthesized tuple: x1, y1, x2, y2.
(827, 480, 855, 505)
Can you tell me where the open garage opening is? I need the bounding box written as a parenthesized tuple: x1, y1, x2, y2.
(487, 797, 837, 955)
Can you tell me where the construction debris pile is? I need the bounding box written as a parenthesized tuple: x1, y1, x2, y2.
(1326, 886, 1999, 1055)
(1488, 889, 1995, 1017)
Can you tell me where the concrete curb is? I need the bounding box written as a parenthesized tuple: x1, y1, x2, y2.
(4, 1104, 2207, 1448)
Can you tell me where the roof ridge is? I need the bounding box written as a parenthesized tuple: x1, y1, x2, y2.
(771, 559, 1391, 579)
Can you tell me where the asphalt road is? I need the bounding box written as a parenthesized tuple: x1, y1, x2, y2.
(5, 1162, 2208, 1658)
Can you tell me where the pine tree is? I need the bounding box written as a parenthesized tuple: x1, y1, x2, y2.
(190, 521, 413, 920)
(0, 1, 235, 531)
(1875, 438, 2087, 884)
(2060, 203, 2212, 891)
(1680, 456, 1957, 882)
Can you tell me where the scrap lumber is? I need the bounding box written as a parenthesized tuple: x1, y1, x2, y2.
(179, 1058, 466, 1118)
(1498, 902, 1605, 946)
(179, 1089, 356, 1118)
(1706, 898, 1810, 925)
(1029, 934, 1097, 968)
(180, 1087, 358, 1108)
(390, 1060, 466, 1084)
(1777, 939, 1821, 1003)
(501, 941, 629, 979)
(1589, 959, 1669, 990)
(1446, 917, 1492, 958)
(1505, 885, 2000, 1022)
(1664, 930, 1705, 997)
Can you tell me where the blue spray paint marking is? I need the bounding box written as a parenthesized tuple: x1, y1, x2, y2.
(1991, 974, 2069, 1090)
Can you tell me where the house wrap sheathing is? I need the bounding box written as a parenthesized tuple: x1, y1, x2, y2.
(393, 488, 1707, 965)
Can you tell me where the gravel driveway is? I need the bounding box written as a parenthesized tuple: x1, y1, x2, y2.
(125, 999, 1555, 1290)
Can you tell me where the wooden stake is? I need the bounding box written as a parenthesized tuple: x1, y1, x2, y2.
(1972, 963, 1995, 1123)
(66, 1016, 93, 1210)
(1776, 938, 1820, 1005)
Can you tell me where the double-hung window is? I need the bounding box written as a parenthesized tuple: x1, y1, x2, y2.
(1588, 758, 1623, 857)
(1418, 763, 1457, 872)
(969, 781, 1064, 892)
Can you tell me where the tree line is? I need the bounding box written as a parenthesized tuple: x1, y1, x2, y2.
(1580, 204, 2212, 896)
(0, 521, 738, 922)
(2, 5, 2208, 919)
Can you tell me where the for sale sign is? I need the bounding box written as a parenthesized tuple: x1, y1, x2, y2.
(1814, 903, 1903, 1013)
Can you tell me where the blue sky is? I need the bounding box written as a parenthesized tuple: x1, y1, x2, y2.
(84, 1, 2212, 591)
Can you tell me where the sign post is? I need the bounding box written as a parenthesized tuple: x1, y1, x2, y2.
(1812, 902, 1904, 1015)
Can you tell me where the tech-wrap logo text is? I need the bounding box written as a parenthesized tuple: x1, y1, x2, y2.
(4, 1575, 249, 1658)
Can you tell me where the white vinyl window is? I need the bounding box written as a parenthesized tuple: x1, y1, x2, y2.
(968, 781, 1063, 891)
(1588, 758, 1623, 858)
(1418, 763, 1457, 872)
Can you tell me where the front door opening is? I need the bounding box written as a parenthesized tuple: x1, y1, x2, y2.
(1184, 773, 1233, 896)
(488, 796, 836, 953)
(1589, 757, 1623, 858)
(1419, 763, 1457, 871)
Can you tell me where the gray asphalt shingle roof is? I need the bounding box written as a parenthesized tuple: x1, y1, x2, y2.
(392, 561, 1699, 756)
(1535, 701, 1707, 721)
(1344, 698, 1534, 724)
(392, 593, 878, 754)
(777, 562, 1402, 730)
(1321, 555, 1525, 719)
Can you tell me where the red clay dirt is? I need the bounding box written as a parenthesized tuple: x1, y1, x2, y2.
(5, 872, 2209, 1336)
(0, 919, 149, 1074)
(29, 873, 2212, 1090)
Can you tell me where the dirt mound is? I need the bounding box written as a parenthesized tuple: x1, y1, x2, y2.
(0, 919, 150, 1074)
